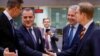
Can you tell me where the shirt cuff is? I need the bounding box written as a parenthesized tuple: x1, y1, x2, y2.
(54, 53, 57, 56)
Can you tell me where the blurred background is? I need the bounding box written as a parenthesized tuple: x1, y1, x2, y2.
(0, 0, 100, 49)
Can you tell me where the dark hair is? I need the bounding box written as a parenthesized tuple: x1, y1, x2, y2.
(7, 0, 23, 9)
(43, 18, 50, 23)
(22, 7, 35, 15)
(78, 2, 94, 19)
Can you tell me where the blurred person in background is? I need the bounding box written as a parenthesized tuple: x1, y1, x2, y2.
(40, 18, 58, 52)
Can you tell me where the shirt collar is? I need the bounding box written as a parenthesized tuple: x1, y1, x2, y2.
(27, 26, 33, 30)
(44, 27, 50, 29)
(84, 19, 93, 30)
(70, 23, 79, 29)
(3, 10, 13, 21)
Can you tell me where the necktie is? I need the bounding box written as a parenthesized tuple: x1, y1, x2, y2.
(68, 26, 74, 47)
(29, 28, 37, 48)
(45, 35, 50, 50)
(10, 19, 14, 25)
(80, 27, 86, 39)
(10, 19, 15, 35)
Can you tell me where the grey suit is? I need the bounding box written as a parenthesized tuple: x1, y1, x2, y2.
(40, 27, 58, 52)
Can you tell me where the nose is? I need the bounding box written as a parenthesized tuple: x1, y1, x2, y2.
(26, 17, 30, 21)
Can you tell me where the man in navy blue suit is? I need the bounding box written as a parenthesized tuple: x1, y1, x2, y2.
(46, 2, 100, 56)
(0, 0, 23, 56)
(62, 5, 82, 51)
(75, 2, 100, 56)
(18, 8, 49, 56)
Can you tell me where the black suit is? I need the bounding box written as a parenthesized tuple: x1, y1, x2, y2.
(0, 12, 17, 56)
(57, 22, 100, 56)
(62, 24, 82, 51)
(17, 25, 45, 56)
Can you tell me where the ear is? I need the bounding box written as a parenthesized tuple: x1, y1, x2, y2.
(81, 12, 85, 18)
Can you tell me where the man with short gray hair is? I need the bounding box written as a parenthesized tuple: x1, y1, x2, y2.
(62, 5, 82, 51)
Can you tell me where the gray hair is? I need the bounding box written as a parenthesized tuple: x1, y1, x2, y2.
(22, 7, 35, 15)
(68, 5, 79, 11)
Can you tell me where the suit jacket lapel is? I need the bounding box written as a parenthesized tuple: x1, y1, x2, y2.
(63, 25, 70, 47)
(77, 22, 95, 54)
(2, 13, 14, 37)
(72, 24, 83, 46)
(33, 27, 39, 44)
(21, 25, 35, 46)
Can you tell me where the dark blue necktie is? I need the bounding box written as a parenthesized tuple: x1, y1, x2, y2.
(10, 19, 14, 25)
(10, 19, 15, 35)
(29, 28, 37, 48)
(68, 26, 74, 47)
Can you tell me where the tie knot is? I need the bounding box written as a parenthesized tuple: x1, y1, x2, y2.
(10, 19, 14, 25)
(82, 27, 86, 31)
(29, 28, 32, 32)
(70, 25, 74, 29)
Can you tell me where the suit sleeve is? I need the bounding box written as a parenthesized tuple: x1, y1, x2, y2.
(57, 43, 77, 56)
(51, 28, 58, 41)
(58, 27, 78, 56)
(0, 47, 4, 56)
(90, 29, 100, 56)
(62, 27, 65, 51)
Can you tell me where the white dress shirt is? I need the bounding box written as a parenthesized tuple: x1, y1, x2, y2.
(43, 27, 52, 50)
(3, 10, 12, 21)
(84, 19, 93, 34)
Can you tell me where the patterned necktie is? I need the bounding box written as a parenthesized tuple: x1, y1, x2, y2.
(80, 27, 86, 39)
(68, 26, 74, 47)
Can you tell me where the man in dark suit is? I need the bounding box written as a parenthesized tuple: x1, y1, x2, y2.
(62, 5, 82, 51)
(40, 18, 58, 52)
(18, 8, 49, 56)
(75, 2, 100, 56)
(46, 2, 100, 56)
(0, 0, 23, 56)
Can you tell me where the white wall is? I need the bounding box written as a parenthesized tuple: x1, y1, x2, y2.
(35, 7, 50, 28)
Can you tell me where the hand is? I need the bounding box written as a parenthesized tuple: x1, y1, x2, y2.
(3, 48, 17, 56)
(43, 53, 49, 56)
(45, 49, 55, 56)
(47, 31, 52, 36)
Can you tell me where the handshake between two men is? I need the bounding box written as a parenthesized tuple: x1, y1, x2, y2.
(43, 48, 56, 56)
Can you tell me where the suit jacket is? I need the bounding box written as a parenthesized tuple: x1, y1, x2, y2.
(0, 12, 17, 56)
(40, 27, 58, 52)
(62, 24, 83, 51)
(17, 25, 45, 56)
(57, 22, 100, 56)
(76, 22, 100, 56)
